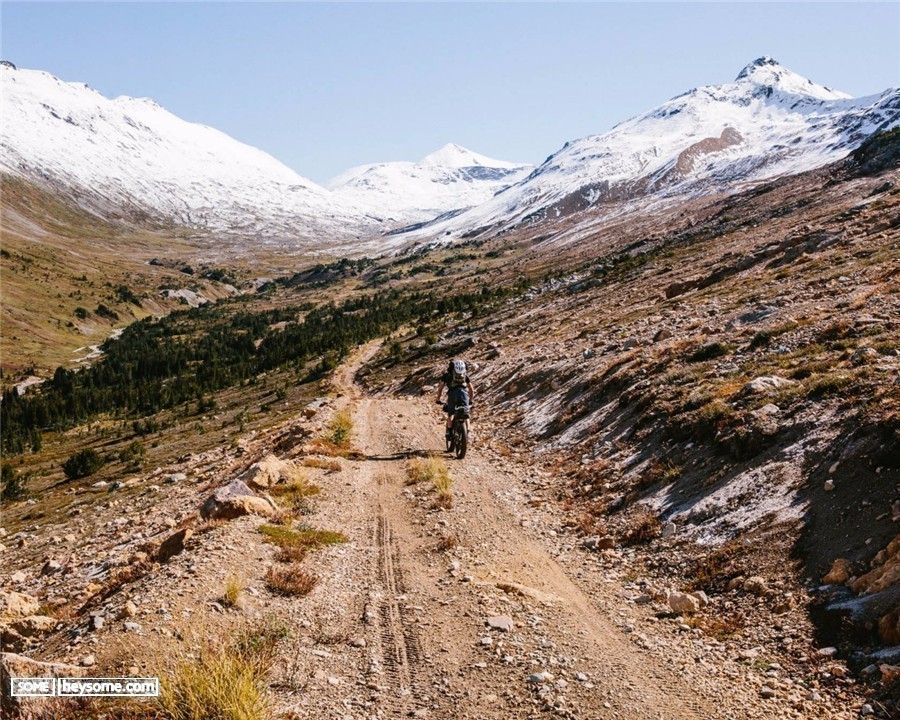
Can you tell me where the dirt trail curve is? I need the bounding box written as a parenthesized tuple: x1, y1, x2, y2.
(295, 344, 723, 719)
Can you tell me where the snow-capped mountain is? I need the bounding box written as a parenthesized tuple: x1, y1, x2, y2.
(0, 62, 375, 245)
(327, 143, 532, 226)
(3, 58, 897, 253)
(406, 57, 900, 240)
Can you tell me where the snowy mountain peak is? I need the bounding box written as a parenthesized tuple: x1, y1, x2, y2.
(734, 56, 850, 101)
(420, 143, 520, 169)
(735, 55, 783, 80)
(403, 58, 898, 242)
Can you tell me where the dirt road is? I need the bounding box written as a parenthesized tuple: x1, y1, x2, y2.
(283, 346, 726, 720)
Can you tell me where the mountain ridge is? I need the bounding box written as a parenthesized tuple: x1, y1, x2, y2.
(2, 58, 898, 251)
(400, 58, 900, 242)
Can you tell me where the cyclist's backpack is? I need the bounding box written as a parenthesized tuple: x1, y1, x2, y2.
(448, 360, 467, 387)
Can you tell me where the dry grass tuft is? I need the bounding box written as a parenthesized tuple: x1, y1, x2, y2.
(327, 410, 354, 448)
(408, 456, 451, 492)
(196, 519, 227, 534)
(305, 438, 362, 459)
(302, 457, 342, 473)
(223, 574, 247, 609)
(575, 512, 607, 537)
(274, 545, 308, 564)
(683, 539, 751, 593)
(269, 478, 320, 515)
(158, 630, 276, 720)
(408, 455, 453, 508)
(265, 564, 318, 596)
(683, 612, 744, 640)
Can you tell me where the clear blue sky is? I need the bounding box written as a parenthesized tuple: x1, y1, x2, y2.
(2, 2, 898, 183)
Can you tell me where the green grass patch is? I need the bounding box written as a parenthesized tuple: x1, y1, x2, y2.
(258, 523, 347, 551)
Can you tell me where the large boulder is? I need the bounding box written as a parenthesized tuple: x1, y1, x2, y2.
(668, 591, 700, 614)
(200, 480, 278, 521)
(0, 592, 40, 619)
(1, 652, 88, 718)
(238, 454, 299, 490)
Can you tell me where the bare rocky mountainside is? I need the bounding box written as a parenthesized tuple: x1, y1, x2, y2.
(1, 59, 899, 720)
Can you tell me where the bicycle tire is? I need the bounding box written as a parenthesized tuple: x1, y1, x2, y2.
(455, 423, 467, 459)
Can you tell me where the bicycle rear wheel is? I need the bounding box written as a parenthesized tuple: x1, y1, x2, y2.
(455, 423, 467, 459)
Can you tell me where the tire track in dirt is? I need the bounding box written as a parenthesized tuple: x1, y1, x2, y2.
(370, 505, 425, 716)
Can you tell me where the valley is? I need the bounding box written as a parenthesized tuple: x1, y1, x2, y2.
(0, 55, 898, 720)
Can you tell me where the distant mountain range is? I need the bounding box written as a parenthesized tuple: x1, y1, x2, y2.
(407, 57, 900, 241)
(2, 57, 897, 250)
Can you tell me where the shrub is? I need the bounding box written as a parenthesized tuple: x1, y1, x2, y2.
(95, 304, 119, 321)
(435, 533, 459, 552)
(274, 546, 308, 563)
(63, 448, 104, 480)
(807, 374, 855, 398)
(258, 524, 347, 551)
(119, 440, 145, 463)
(621, 508, 663, 545)
(265, 565, 318, 596)
(1, 464, 27, 502)
(115, 285, 142, 306)
(749, 322, 798, 349)
(683, 540, 750, 593)
(688, 342, 733, 363)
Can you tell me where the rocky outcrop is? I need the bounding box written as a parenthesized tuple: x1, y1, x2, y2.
(851, 535, 900, 596)
(1, 652, 87, 718)
(0, 592, 40, 619)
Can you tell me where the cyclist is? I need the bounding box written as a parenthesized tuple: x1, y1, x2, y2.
(435, 359, 474, 444)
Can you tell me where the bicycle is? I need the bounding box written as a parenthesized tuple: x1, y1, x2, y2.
(438, 401, 470, 459)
